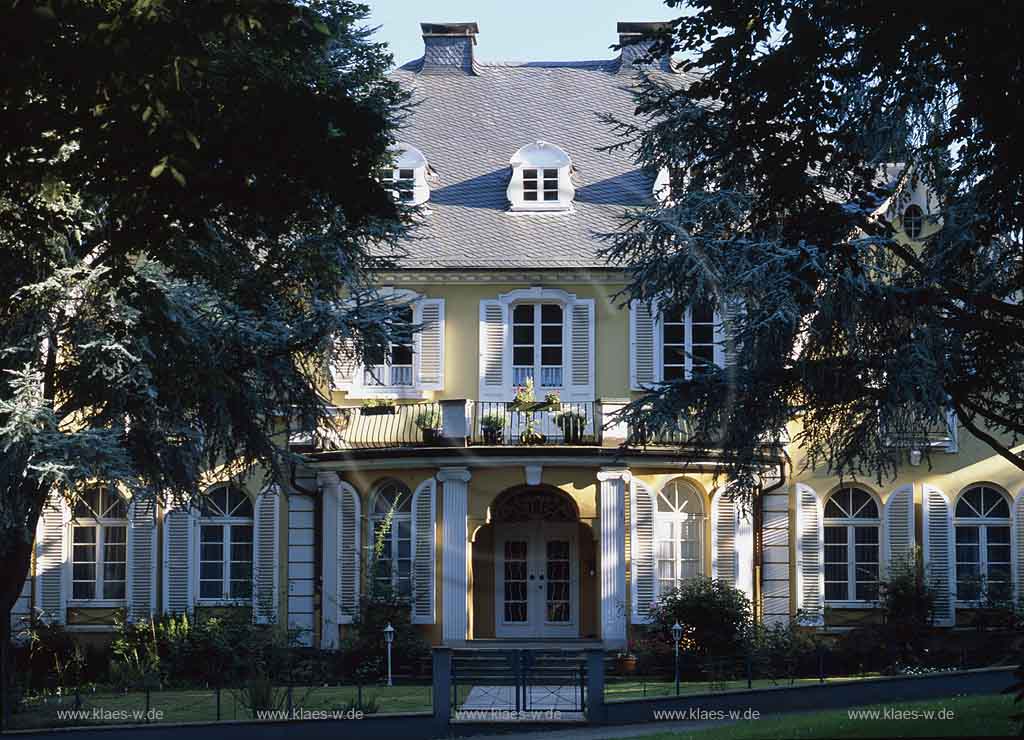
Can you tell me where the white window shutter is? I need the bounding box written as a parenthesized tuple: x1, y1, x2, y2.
(630, 300, 657, 389)
(564, 299, 595, 401)
(416, 298, 445, 391)
(337, 482, 361, 625)
(884, 485, 915, 577)
(735, 508, 754, 601)
(922, 485, 955, 626)
(35, 493, 67, 624)
(162, 506, 196, 615)
(331, 337, 359, 390)
(629, 479, 656, 623)
(411, 477, 436, 624)
(126, 497, 157, 623)
(253, 488, 280, 624)
(711, 492, 737, 584)
(795, 484, 823, 624)
(1014, 493, 1024, 607)
(479, 299, 509, 400)
(719, 299, 740, 368)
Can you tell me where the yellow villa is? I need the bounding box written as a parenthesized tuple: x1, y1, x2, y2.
(18, 21, 1024, 651)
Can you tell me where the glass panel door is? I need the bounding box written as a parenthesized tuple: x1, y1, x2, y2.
(503, 540, 529, 624)
(545, 539, 571, 623)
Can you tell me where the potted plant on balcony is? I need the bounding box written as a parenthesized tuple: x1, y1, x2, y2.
(543, 390, 561, 409)
(414, 408, 443, 445)
(510, 377, 535, 411)
(554, 410, 587, 444)
(361, 398, 396, 415)
(480, 413, 506, 444)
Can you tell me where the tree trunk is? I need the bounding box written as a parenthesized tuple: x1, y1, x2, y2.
(0, 537, 35, 730)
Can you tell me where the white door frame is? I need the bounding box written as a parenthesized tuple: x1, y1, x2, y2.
(495, 521, 579, 638)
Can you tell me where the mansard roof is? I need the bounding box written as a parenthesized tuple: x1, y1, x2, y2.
(389, 57, 696, 270)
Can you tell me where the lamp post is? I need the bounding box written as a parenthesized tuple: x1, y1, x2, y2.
(671, 622, 683, 696)
(384, 623, 395, 687)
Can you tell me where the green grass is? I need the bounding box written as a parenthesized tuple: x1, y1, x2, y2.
(7, 684, 433, 730)
(605, 674, 878, 702)
(614, 693, 1019, 739)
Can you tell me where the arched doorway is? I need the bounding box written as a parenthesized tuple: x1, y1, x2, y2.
(490, 486, 581, 638)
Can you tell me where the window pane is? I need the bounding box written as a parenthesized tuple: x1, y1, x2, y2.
(663, 365, 683, 380)
(692, 303, 715, 323)
(200, 581, 222, 599)
(398, 169, 414, 180)
(692, 325, 714, 344)
(73, 582, 96, 600)
(663, 346, 686, 365)
(513, 347, 533, 366)
(523, 180, 538, 190)
(522, 169, 537, 180)
(523, 191, 537, 200)
(513, 325, 534, 344)
(390, 344, 412, 366)
(513, 304, 534, 323)
(540, 346, 562, 366)
(543, 169, 558, 179)
(543, 191, 559, 201)
(540, 325, 562, 344)
(663, 325, 684, 344)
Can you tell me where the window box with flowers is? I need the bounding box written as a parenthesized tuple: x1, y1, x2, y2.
(361, 398, 397, 416)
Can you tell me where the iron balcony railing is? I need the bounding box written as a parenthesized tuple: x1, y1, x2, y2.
(297, 401, 442, 451)
(471, 401, 601, 446)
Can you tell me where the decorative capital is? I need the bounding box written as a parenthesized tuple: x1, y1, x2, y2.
(597, 468, 631, 483)
(436, 467, 472, 483)
(316, 471, 341, 487)
(524, 464, 543, 486)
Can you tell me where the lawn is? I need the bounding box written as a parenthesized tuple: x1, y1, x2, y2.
(615, 693, 1020, 739)
(604, 675, 877, 702)
(8, 684, 434, 730)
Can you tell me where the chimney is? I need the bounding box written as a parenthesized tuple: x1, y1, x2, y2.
(419, 22, 479, 75)
(616, 22, 673, 74)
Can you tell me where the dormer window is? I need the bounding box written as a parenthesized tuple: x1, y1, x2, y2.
(507, 141, 575, 212)
(902, 204, 924, 239)
(382, 143, 433, 206)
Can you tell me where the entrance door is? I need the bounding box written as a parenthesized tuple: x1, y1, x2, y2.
(495, 523, 578, 638)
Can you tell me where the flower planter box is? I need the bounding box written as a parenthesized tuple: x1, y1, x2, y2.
(361, 404, 396, 416)
(507, 400, 558, 413)
(482, 428, 504, 445)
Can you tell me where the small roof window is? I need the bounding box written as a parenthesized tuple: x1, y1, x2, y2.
(507, 140, 575, 212)
(381, 143, 435, 206)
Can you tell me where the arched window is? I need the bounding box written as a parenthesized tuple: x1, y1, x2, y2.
(198, 486, 254, 601)
(954, 485, 1011, 602)
(902, 204, 924, 239)
(379, 143, 433, 206)
(370, 481, 413, 597)
(70, 487, 128, 601)
(512, 302, 564, 388)
(823, 486, 880, 602)
(655, 479, 705, 594)
(506, 141, 575, 212)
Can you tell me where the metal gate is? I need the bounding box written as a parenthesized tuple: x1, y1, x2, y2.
(451, 649, 586, 717)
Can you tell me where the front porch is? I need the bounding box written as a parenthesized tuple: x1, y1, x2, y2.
(438, 470, 631, 650)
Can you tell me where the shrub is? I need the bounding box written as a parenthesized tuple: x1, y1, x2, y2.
(749, 621, 824, 679)
(413, 408, 441, 430)
(480, 413, 506, 431)
(338, 590, 429, 682)
(650, 578, 753, 658)
(877, 552, 936, 660)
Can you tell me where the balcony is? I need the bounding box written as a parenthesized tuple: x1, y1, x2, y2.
(291, 399, 721, 455)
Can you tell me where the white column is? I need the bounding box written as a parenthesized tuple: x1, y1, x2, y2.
(598, 468, 629, 647)
(317, 472, 340, 649)
(438, 467, 472, 644)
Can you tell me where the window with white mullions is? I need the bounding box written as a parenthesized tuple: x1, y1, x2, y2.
(662, 302, 718, 380)
(70, 487, 128, 602)
(512, 303, 563, 388)
(954, 485, 1012, 602)
(364, 305, 414, 387)
(198, 486, 254, 601)
(380, 167, 416, 202)
(522, 168, 559, 202)
(370, 482, 413, 598)
(654, 479, 705, 595)
(823, 487, 880, 602)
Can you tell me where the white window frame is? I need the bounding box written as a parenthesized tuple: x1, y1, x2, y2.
(368, 482, 413, 599)
(346, 289, 426, 399)
(511, 301, 565, 389)
(507, 141, 575, 212)
(823, 487, 881, 607)
(196, 488, 254, 606)
(68, 488, 128, 607)
(656, 302, 725, 382)
(653, 479, 706, 596)
(953, 485, 1012, 604)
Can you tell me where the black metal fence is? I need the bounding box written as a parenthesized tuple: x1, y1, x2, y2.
(5, 678, 433, 730)
(450, 649, 586, 716)
(471, 401, 601, 446)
